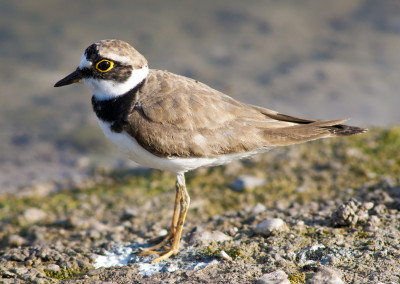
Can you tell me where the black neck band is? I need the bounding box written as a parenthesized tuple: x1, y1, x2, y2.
(91, 79, 145, 132)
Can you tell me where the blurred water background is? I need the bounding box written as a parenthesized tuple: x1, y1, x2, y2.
(1, 0, 400, 193)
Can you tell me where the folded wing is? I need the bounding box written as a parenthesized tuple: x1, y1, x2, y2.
(125, 70, 366, 158)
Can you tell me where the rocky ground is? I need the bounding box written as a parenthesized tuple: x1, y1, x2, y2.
(2, 2, 400, 282)
(0, 127, 399, 283)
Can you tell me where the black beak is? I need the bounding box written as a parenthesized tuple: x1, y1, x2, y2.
(54, 69, 83, 87)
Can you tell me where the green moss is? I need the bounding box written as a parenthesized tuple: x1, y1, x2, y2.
(345, 126, 400, 177)
(201, 242, 243, 259)
(201, 243, 241, 259)
(200, 241, 260, 261)
(288, 272, 306, 284)
(44, 267, 84, 280)
(355, 231, 372, 239)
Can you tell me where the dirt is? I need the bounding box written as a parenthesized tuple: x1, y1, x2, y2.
(1, 128, 400, 283)
(2, 0, 400, 195)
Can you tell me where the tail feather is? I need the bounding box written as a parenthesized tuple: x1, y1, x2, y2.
(323, 124, 367, 136)
(254, 106, 368, 137)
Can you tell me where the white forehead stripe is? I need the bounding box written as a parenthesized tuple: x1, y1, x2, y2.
(100, 54, 132, 65)
(78, 52, 92, 69)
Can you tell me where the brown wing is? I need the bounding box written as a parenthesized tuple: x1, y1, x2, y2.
(125, 70, 365, 158)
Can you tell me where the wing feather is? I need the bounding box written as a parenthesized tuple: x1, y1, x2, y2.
(124, 70, 364, 158)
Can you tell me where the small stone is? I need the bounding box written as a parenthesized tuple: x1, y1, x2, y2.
(75, 156, 91, 169)
(90, 220, 110, 232)
(219, 250, 232, 261)
(21, 183, 56, 198)
(252, 203, 267, 214)
(121, 207, 139, 220)
(231, 175, 266, 192)
(325, 254, 339, 265)
(11, 267, 29, 276)
(285, 252, 296, 261)
(8, 249, 28, 262)
(45, 264, 61, 273)
(188, 229, 232, 244)
(88, 229, 102, 239)
(377, 249, 388, 257)
(254, 218, 287, 236)
(21, 267, 47, 281)
(158, 229, 168, 237)
(27, 225, 47, 242)
(296, 244, 327, 264)
(307, 267, 344, 284)
(295, 185, 309, 193)
(6, 235, 26, 247)
(20, 208, 47, 223)
(372, 204, 387, 215)
(0, 269, 16, 279)
(331, 198, 372, 226)
(365, 215, 381, 232)
(256, 270, 290, 284)
(161, 262, 179, 273)
(363, 202, 374, 210)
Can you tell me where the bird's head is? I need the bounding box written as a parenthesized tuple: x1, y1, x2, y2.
(54, 39, 148, 100)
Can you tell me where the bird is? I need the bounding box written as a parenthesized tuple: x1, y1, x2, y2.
(54, 39, 366, 263)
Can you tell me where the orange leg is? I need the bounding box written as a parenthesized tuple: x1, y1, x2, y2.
(138, 173, 190, 263)
(150, 173, 190, 263)
(138, 181, 181, 255)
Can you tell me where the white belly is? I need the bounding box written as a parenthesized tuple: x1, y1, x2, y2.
(97, 120, 272, 173)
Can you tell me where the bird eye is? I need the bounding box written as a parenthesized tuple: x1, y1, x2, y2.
(95, 59, 114, 72)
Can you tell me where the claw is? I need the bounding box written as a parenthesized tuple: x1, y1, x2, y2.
(138, 245, 171, 256)
(150, 248, 180, 263)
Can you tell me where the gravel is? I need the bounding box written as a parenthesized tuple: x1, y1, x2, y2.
(1, 127, 399, 282)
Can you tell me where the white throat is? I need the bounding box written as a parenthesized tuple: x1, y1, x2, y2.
(86, 66, 149, 100)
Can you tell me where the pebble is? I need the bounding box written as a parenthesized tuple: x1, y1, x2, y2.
(88, 229, 102, 239)
(20, 208, 47, 223)
(252, 203, 267, 214)
(296, 244, 327, 264)
(219, 250, 232, 261)
(11, 267, 47, 282)
(188, 229, 232, 244)
(8, 248, 29, 262)
(231, 175, 266, 192)
(254, 218, 287, 236)
(161, 262, 179, 273)
(331, 198, 373, 226)
(365, 215, 381, 232)
(75, 156, 91, 169)
(121, 207, 139, 220)
(20, 183, 56, 198)
(6, 234, 26, 247)
(307, 267, 345, 284)
(256, 270, 290, 284)
(45, 264, 61, 273)
(158, 229, 168, 237)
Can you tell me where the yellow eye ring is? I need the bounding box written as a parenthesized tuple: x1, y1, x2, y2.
(95, 59, 114, 72)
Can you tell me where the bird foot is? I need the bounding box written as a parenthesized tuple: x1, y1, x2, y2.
(137, 246, 170, 256)
(137, 232, 174, 256)
(137, 232, 181, 262)
(150, 247, 179, 263)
